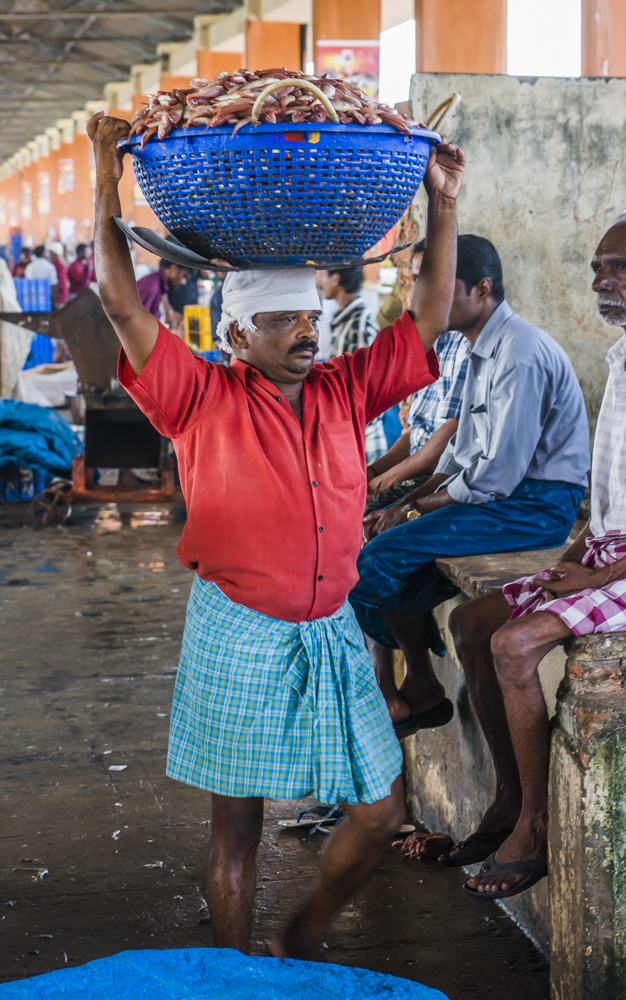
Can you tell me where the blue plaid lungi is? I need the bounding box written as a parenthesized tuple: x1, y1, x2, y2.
(166, 576, 402, 804)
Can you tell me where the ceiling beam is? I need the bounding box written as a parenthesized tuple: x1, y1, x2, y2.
(0, 9, 200, 18)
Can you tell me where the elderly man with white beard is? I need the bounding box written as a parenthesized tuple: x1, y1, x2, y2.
(446, 218, 626, 900)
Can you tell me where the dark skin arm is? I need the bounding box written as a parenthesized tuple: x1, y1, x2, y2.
(410, 143, 464, 352)
(368, 418, 458, 495)
(87, 111, 159, 375)
(363, 472, 450, 541)
(530, 521, 626, 598)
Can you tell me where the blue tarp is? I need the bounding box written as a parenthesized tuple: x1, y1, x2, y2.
(0, 948, 450, 999)
(0, 400, 79, 476)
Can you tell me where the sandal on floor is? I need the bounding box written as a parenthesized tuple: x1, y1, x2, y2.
(438, 828, 514, 867)
(278, 806, 342, 830)
(318, 815, 416, 836)
(394, 698, 454, 740)
(462, 852, 547, 900)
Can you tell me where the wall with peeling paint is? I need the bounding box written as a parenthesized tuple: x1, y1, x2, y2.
(410, 73, 626, 431)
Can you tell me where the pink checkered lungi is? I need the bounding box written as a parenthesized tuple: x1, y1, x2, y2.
(503, 531, 626, 636)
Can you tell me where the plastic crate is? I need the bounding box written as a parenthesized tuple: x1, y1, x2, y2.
(14, 277, 53, 312)
(121, 123, 440, 267)
(23, 333, 54, 370)
(0, 466, 47, 503)
(184, 305, 214, 351)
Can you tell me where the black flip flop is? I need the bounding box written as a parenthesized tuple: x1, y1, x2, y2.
(438, 828, 514, 867)
(462, 851, 548, 900)
(394, 698, 454, 739)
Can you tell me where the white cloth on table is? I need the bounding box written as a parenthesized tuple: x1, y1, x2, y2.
(0, 258, 30, 400)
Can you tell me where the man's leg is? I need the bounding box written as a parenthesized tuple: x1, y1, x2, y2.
(382, 610, 446, 715)
(363, 634, 409, 724)
(204, 793, 264, 951)
(273, 776, 406, 959)
(467, 611, 572, 893)
(446, 592, 523, 859)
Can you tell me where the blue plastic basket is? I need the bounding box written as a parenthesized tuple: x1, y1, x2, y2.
(122, 123, 440, 267)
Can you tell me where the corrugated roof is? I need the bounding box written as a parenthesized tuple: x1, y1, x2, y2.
(0, 0, 242, 161)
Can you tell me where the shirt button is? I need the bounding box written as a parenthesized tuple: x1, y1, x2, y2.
(318, 574, 324, 581)
(477, 375, 482, 381)
(252, 371, 259, 377)
(319, 526, 325, 532)
(475, 437, 480, 443)
(312, 481, 318, 487)
(274, 395, 281, 401)
(619, 493, 624, 499)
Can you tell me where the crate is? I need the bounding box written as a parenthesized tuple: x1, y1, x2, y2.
(0, 465, 47, 503)
(14, 277, 53, 311)
(184, 305, 214, 351)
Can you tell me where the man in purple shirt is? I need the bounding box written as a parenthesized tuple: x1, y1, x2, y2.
(137, 258, 189, 320)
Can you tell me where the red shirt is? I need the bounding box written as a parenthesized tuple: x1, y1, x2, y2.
(68, 258, 94, 296)
(119, 312, 438, 621)
(52, 257, 69, 305)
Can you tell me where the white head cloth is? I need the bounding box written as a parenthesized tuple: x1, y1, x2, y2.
(215, 267, 321, 354)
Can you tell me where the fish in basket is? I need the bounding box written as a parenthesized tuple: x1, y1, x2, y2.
(117, 69, 441, 270)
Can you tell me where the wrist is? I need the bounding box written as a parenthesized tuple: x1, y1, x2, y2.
(427, 190, 458, 212)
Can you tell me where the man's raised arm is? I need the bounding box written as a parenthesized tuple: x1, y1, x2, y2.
(87, 112, 159, 376)
(411, 141, 465, 353)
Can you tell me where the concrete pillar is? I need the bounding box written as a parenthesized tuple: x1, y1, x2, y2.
(549, 634, 626, 999)
(246, 19, 302, 72)
(582, 0, 626, 77)
(414, 0, 506, 74)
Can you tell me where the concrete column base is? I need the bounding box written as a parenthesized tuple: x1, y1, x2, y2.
(549, 634, 626, 1000)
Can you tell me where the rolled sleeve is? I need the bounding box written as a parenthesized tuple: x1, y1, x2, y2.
(118, 322, 217, 438)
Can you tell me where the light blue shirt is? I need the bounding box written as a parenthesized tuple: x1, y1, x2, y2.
(436, 300, 590, 504)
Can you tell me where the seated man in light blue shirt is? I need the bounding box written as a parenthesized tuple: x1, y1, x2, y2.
(351, 235, 590, 740)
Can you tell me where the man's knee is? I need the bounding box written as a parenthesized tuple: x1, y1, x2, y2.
(491, 622, 540, 685)
(449, 592, 507, 655)
(349, 779, 405, 842)
(210, 795, 264, 857)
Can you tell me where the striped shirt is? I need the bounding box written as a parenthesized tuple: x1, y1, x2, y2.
(408, 330, 469, 453)
(329, 295, 388, 464)
(590, 333, 626, 538)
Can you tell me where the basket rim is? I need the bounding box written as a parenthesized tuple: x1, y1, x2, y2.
(119, 122, 441, 151)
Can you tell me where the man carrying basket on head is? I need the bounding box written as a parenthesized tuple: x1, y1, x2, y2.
(87, 110, 464, 960)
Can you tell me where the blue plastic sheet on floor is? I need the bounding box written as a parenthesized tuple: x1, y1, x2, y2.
(0, 948, 450, 999)
(0, 400, 79, 476)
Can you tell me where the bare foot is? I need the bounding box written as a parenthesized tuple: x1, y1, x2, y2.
(269, 920, 323, 961)
(465, 819, 547, 894)
(398, 677, 446, 716)
(384, 692, 410, 725)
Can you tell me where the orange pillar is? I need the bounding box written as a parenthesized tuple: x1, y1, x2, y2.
(73, 133, 95, 246)
(582, 0, 626, 76)
(197, 50, 243, 80)
(313, 0, 380, 42)
(35, 151, 53, 245)
(245, 20, 302, 72)
(414, 0, 506, 74)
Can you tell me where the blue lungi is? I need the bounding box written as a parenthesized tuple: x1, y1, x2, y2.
(167, 577, 402, 804)
(350, 478, 585, 648)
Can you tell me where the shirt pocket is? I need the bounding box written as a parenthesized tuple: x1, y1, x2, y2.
(319, 419, 363, 490)
(469, 403, 490, 456)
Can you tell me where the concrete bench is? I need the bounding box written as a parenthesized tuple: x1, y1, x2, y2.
(401, 547, 626, 1000)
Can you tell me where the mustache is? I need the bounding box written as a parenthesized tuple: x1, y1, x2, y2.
(288, 339, 319, 355)
(597, 294, 626, 310)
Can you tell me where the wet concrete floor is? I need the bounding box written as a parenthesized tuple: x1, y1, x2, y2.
(0, 504, 549, 998)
